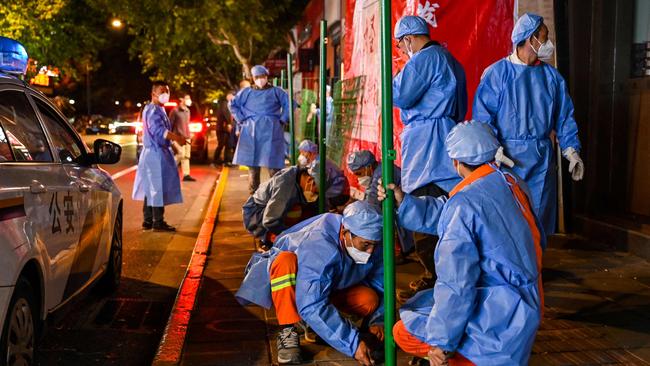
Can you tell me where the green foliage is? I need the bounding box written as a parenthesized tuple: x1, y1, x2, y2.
(0, 0, 109, 80)
(91, 0, 308, 98)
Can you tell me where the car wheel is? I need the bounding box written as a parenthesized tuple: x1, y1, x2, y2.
(97, 208, 122, 293)
(1, 277, 37, 366)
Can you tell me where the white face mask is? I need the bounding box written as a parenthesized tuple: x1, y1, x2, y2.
(184, 99, 192, 107)
(405, 37, 414, 58)
(297, 154, 309, 168)
(158, 92, 170, 104)
(344, 232, 371, 264)
(254, 77, 268, 88)
(531, 36, 555, 60)
(358, 176, 372, 189)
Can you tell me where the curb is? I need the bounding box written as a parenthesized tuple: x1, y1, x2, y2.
(152, 166, 230, 365)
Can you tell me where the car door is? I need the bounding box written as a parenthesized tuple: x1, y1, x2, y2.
(0, 87, 78, 310)
(30, 94, 115, 300)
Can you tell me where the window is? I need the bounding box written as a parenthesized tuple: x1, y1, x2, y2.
(0, 126, 13, 162)
(0, 90, 52, 162)
(35, 99, 84, 163)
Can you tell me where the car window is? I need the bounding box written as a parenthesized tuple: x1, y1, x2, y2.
(35, 98, 84, 163)
(0, 126, 13, 162)
(0, 90, 53, 162)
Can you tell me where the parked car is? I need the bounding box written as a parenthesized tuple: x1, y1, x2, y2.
(0, 37, 123, 366)
(136, 101, 209, 162)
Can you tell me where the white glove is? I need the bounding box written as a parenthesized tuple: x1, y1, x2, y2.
(562, 147, 584, 181)
(494, 146, 515, 168)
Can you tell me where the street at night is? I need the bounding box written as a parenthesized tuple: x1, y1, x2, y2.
(2, 1, 650, 366)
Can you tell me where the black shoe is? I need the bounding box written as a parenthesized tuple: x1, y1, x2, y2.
(153, 222, 176, 232)
(183, 175, 197, 182)
(142, 222, 153, 230)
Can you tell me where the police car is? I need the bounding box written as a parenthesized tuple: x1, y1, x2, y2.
(0, 37, 123, 365)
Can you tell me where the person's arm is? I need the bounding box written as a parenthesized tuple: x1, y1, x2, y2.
(425, 197, 480, 351)
(146, 107, 172, 147)
(297, 248, 361, 357)
(229, 90, 248, 123)
(262, 175, 293, 235)
(471, 65, 501, 133)
(396, 194, 447, 235)
(392, 62, 430, 109)
(279, 88, 290, 124)
(553, 73, 581, 152)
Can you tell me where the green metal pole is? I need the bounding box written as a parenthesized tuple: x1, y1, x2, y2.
(287, 53, 296, 166)
(318, 19, 327, 214)
(272, 77, 278, 86)
(280, 69, 286, 89)
(380, 0, 396, 364)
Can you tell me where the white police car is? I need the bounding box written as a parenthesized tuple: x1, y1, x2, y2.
(0, 37, 123, 365)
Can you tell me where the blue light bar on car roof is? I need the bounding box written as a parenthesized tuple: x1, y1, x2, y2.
(0, 36, 29, 75)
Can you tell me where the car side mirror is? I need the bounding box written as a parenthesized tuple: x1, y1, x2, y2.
(93, 139, 121, 164)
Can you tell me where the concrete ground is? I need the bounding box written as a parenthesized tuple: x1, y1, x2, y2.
(181, 169, 650, 366)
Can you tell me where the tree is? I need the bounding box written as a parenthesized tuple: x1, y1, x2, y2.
(0, 0, 109, 81)
(92, 0, 309, 96)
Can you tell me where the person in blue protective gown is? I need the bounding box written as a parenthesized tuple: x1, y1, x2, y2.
(392, 15, 468, 299)
(378, 121, 544, 366)
(230, 65, 291, 194)
(297, 139, 350, 210)
(472, 13, 584, 235)
(236, 201, 385, 365)
(346, 150, 414, 256)
(133, 81, 188, 232)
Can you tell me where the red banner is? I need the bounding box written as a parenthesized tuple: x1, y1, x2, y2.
(343, 0, 515, 167)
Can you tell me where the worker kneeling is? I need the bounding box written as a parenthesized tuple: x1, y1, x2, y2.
(236, 201, 385, 365)
(379, 121, 544, 366)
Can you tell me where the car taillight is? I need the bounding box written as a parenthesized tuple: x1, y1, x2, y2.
(189, 122, 203, 133)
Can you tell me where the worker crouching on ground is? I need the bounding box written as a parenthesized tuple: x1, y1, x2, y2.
(379, 121, 544, 366)
(297, 139, 350, 211)
(242, 165, 320, 252)
(236, 201, 385, 366)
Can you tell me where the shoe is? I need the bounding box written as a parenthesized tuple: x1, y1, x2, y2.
(225, 162, 233, 167)
(409, 277, 436, 292)
(277, 326, 302, 364)
(153, 222, 176, 232)
(142, 222, 152, 230)
(183, 175, 197, 182)
(295, 320, 317, 343)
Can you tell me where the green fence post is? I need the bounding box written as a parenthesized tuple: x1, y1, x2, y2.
(318, 19, 327, 214)
(380, 0, 396, 365)
(287, 54, 296, 165)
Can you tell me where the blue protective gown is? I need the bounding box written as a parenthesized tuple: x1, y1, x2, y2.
(393, 43, 467, 194)
(132, 103, 182, 206)
(236, 213, 384, 357)
(321, 156, 349, 199)
(230, 86, 290, 169)
(398, 166, 544, 365)
(472, 57, 581, 234)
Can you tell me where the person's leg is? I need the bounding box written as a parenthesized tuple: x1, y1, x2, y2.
(248, 166, 261, 194)
(142, 197, 153, 229)
(270, 252, 302, 364)
(392, 320, 430, 358)
(330, 285, 379, 318)
(152, 205, 174, 231)
(181, 143, 191, 177)
(393, 320, 475, 366)
(214, 133, 226, 164)
(270, 252, 301, 325)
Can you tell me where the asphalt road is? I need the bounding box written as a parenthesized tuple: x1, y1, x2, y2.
(36, 132, 220, 365)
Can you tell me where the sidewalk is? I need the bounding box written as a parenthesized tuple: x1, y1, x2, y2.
(181, 170, 650, 365)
